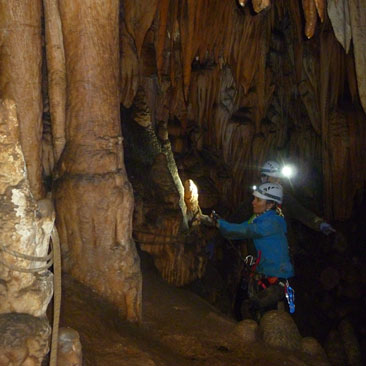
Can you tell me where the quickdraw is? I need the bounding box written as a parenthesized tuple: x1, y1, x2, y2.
(284, 280, 295, 313)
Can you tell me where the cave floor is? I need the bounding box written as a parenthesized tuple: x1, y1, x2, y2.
(58, 252, 320, 366)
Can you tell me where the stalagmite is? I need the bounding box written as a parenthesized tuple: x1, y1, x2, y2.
(54, 0, 141, 321)
(0, 0, 44, 199)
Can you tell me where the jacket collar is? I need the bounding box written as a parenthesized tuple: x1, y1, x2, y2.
(253, 209, 275, 222)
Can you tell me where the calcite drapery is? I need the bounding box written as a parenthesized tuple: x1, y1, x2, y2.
(349, 0, 366, 114)
(117, 0, 365, 223)
(328, 0, 352, 53)
(54, 0, 141, 321)
(328, 0, 366, 114)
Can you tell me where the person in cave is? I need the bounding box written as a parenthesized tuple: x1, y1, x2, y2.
(259, 160, 336, 237)
(203, 183, 294, 320)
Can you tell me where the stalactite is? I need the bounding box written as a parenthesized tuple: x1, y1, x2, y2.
(288, 0, 304, 83)
(346, 53, 359, 103)
(155, 0, 170, 80)
(300, 47, 321, 135)
(314, 0, 326, 23)
(179, 0, 197, 100)
(302, 0, 318, 39)
(252, 0, 272, 13)
(107, 0, 366, 286)
(43, 0, 66, 164)
(123, 0, 159, 59)
(320, 32, 334, 219)
(327, 0, 352, 53)
(120, 22, 139, 108)
(349, 0, 366, 114)
(0, 0, 44, 199)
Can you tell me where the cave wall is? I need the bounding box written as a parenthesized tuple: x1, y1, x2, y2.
(1, 0, 365, 318)
(115, 0, 366, 288)
(120, 0, 366, 222)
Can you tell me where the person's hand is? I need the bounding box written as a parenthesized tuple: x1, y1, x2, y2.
(210, 210, 220, 221)
(200, 214, 216, 227)
(206, 241, 215, 259)
(320, 222, 336, 235)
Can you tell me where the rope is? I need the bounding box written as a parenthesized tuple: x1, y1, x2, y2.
(0, 244, 53, 262)
(0, 258, 53, 273)
(0, 241, 54, 273)
(226, 239, 248, 264)
(49, 226, 61, 366)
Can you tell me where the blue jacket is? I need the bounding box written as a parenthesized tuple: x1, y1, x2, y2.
(217, 210, 294, 278)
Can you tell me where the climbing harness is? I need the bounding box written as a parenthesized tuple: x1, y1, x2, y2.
(241, 249, 296, 314)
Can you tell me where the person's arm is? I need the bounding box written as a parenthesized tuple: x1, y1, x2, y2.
(284, 192, 335, 234)
(284, 192, 323, 231)
(217, 218, 280, 240)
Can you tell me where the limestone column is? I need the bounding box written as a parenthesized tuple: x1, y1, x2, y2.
(54, 0, 142, 321)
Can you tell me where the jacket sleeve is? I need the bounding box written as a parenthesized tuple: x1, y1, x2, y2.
(284, 191, 323, 231)
(217, 218, 281, 240)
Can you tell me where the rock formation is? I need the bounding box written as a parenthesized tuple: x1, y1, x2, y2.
(52, 0, 142, 322)
(0, 99, 53, 364)
(0, 0, 366, 362)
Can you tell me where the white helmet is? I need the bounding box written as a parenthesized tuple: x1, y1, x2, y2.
(253, 183, 283, 204)
(260, 160, 282, 178)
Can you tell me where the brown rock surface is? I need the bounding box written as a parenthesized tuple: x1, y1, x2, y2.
(57, 327, 82, 366)
(54, 0, 141, 322)
(0, 313, 51, 366)
(58, 256, 331, 366)
(0, 0, 44, 199)
(0, 99, 53, 317)
(260, 310, 302, 351)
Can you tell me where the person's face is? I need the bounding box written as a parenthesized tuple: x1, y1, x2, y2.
(260, 174, 280, 184)
(252, 196, 273, 214)
(260, 174, 269, 183)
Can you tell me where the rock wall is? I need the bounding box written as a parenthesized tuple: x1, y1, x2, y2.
(113, 0, 366, 287)
(0, 99, 53, 317)
(0, 99, 53, 365)
(117, 0, 366, 223)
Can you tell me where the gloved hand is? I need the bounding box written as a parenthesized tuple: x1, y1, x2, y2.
(206, 241, 215, 259)
(320, 222, 336, 235)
